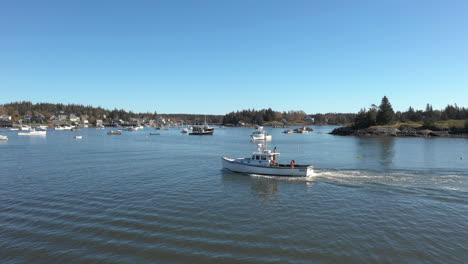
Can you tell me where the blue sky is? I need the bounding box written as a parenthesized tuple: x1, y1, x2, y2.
(1, 0, 467, 114)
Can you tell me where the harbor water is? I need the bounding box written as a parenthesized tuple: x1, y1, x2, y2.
(0, 126, 467, 263)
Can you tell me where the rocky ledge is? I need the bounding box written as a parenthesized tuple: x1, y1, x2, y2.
(330, 126, 467, 137)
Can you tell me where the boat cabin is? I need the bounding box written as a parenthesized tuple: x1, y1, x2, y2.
(248, 149, 280, 167)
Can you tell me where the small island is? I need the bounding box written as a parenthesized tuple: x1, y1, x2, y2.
(330, 96, 468, 137)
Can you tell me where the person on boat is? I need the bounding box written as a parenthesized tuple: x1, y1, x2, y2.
(290, 160, 295, 168)
(271, 156, 277, 167)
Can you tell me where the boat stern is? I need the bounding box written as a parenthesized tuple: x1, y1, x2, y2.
(305, 165, 315, 177)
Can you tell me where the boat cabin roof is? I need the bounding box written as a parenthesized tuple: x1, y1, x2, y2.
(252, 150, 280, 156)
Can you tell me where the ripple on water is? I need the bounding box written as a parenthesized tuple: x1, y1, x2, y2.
(1, 128, 468, 263)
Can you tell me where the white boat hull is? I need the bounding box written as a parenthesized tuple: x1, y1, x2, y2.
(18, 131, 47, 136)
(222, 157, 314, 177)
(0, 135, 7, 140)
(251, 134, 272, 141)
(55, 126, 74, 130)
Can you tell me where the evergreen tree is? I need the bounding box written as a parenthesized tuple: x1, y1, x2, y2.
(425, 103, 434, 121)
(376, 96, 395, 125)
(353, 108, 376, 129)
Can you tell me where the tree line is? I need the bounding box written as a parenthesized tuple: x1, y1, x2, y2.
(3, 99, 467, 128)
(222, 108, 356, 125)
(0, 101, 224, 124)
(352, 96, 468, 129)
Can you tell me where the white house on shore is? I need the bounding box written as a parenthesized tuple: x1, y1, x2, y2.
(69, 114, 80, 122)
(0, 115, 11, 121)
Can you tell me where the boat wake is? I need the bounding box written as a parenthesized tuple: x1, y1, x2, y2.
(311, 168, 468, 192)
(227, 168, 468, 193)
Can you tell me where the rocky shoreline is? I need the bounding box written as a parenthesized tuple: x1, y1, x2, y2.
(330, 126, 468, 137)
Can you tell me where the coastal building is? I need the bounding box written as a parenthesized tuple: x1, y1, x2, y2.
(22, 114, 32, 123)
(69, 114, 80, 122)
(0, 115, 12, 127)
(130, 118, 139, 125)
(157, 117, 166, 124)
(32, 114, 46, 123)
(80, 115, 89, 124)
(111, 119, 125, 126)
(58, 115, 67, 121)
(304, 116, 315, 122)
(0, 114, 11, 121)
(96, 120, 103, 126)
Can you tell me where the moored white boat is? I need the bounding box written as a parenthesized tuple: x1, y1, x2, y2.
(74, 136, 82, 139)
(222, 145, 314, 177)
(55, 125, 74, 130)
(0, 135, 8, 140)
(18, 129, 47, 136)
(251, 128, 272, 141)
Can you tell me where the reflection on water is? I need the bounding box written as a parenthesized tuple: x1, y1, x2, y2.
(377, 137, 395, 167)
(250, 177, 278, 199)
(222, 170, 278, 200)
(356, 137, 395, 169)
(222, 169, 319, 202)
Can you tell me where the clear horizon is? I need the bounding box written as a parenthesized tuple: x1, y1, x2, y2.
(1, 1, 467, 115)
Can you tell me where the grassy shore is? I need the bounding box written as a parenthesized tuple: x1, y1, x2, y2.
(372, 120, 466, 129)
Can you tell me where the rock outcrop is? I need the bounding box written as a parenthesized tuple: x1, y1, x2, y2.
(330, 126, 466, 137)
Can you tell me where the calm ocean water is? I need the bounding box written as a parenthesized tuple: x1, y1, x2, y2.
(0, 126, 467, 263)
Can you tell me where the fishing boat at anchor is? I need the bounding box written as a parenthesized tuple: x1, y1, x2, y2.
(221, 144, 315, 177)
(189, 126, 213, 135)
(18, 129, 47, 136)
(251, 127, 272, 141)
(189, 129, 213, 135)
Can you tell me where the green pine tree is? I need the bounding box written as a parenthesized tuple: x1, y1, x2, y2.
(376, 96, 395, 125)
